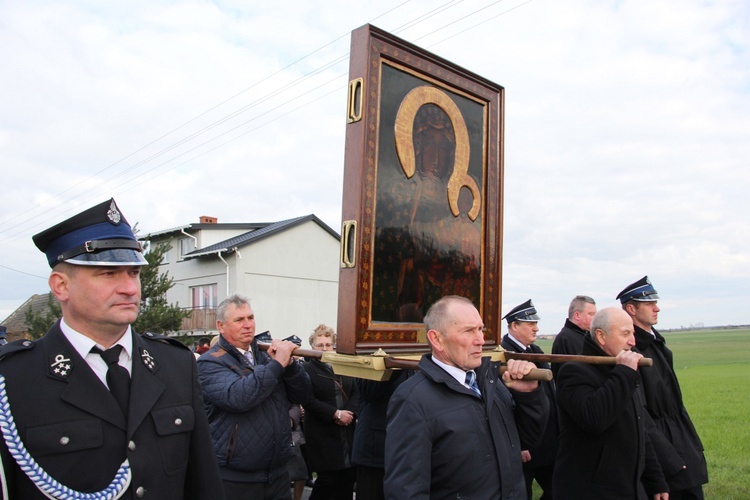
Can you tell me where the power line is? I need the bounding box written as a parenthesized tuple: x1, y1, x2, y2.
(0, 0, 532, 247)
(0, 263, 48, 281)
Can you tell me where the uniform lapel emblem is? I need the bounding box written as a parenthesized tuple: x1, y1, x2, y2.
(49, 353, 73, 380)
(140, 348, 157, 372)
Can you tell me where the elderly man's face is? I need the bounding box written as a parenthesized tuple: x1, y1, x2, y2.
(430, 301, 486, 371)
(599, 310, 636, 357)
(218, 303, 256, 350)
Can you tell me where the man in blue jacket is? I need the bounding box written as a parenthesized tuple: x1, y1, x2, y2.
(384, 295, 549, 499)
(198, 294, 311, 500)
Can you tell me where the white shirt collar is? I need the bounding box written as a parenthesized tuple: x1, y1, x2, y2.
(432, 355, 474, 388)
(506, 333, 528, 350)
(60, 318, 133, 361)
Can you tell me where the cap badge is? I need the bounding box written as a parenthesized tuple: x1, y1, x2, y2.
(49, 354, 73, 379)
(107, 200, 122, 225)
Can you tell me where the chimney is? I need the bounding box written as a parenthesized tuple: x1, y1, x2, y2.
(200, 216, 218, 224)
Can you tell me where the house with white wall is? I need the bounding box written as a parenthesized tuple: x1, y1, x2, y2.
(141, 214, 340, 345)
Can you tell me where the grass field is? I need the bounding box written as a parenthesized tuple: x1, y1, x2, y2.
(534, 328, 750, 499)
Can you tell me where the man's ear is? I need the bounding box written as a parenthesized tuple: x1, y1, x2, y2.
(427, 329, 444, 352)
(624, 303, 636, 316)
(48, 271, 70, 303)
(594, 328, 607, 347)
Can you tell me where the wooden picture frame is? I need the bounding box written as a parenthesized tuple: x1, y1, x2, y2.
(336, 24, 504, 355)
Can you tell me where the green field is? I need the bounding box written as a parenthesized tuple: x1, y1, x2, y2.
(534, 328, 750, 499)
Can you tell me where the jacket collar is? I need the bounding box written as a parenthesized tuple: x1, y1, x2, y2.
(45, 323, 168, 436)
(418, 354, 493, 403)
(216, 335, 258, 369)
(564, 318, 588, 335)
(43, 324, 127, 430)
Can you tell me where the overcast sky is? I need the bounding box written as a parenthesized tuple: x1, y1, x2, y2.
(1, 0, 748, 331)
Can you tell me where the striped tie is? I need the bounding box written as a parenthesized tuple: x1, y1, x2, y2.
(244, 350, 255, 367)
(465, 370, 481, 397)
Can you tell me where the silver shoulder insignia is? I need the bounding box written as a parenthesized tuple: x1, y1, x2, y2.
(141, 349, 156, 372)
(49, 353, 73, 380)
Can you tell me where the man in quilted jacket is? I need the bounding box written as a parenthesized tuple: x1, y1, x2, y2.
(198, 294, 312, 500)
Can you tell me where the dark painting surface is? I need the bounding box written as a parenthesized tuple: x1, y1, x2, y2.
(371, 63, 486, 324)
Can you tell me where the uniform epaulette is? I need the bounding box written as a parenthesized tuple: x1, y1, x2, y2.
(140, 331, 190, 350)
(0, 339, 36, 360)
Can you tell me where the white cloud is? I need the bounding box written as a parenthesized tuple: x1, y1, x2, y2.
(1, 0, 748, 330)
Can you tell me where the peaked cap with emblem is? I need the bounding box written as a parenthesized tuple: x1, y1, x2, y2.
(616, 275, 660, 304)
(33, 198, 147, 268)
(503, 299, 540, 323)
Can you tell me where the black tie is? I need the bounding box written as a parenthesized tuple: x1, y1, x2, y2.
(92, 345, 130, 415)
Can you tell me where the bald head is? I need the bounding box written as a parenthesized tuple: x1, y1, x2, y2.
(591, 307, 635, 357)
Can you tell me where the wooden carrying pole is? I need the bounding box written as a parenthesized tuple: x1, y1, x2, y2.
(256, 343, 653, 382)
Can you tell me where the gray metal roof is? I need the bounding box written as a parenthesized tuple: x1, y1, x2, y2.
(181, 214, 339, 260)
(141, 222, 265, 240)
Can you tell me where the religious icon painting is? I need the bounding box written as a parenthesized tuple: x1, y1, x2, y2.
(336, 24, 504, 354)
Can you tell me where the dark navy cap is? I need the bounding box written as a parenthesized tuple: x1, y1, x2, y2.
(616, 276, 660, 304)
(502, 299, 540, 323)
(255, 331, 272, 343)
(32, 198, 147, 268)
(284, 335, 303, 347)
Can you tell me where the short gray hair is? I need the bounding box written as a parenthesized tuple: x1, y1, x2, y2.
(423, 295, 474, 334)
(568, 295, 595, 319)
(590, 307, 616, 336)
(217, 293, 250, 323)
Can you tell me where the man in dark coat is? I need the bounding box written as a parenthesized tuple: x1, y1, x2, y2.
(198, 294, 312, 500)
(384, 295, 549, 500)
(618, 276, 708, 499)
(0, 198, 223, 499)
(553, 307, 668, 500)
(502, 299, 557, 500)
(302, 324, 360, 500)
(551, 295, 597, 378)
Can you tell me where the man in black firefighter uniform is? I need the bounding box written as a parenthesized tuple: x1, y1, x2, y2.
(0, 198, 222, 499)
(618, 276, 708, 499)
(501, 299, 557, 500)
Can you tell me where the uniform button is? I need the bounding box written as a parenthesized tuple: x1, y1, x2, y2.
(60, 436, 70, 446)
(22, 341, 32, 347)
(174, 418, 183, 426)
(136, 486, 146, 497)
(128, 441, 137, 451)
